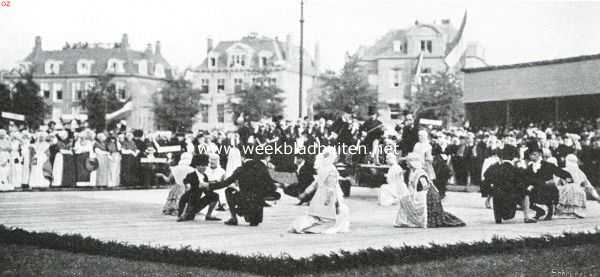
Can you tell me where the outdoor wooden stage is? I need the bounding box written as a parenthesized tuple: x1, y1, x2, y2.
(1, 188, 600, 258)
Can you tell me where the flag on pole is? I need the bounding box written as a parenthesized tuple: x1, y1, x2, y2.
(105, 101, 133, 122)
(444, 10, 468, 69)
(413, 52, 425, 85)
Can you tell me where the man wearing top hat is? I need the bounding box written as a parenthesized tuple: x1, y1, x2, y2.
(177, 154, 221, 222)
(359, 106, 384, 159)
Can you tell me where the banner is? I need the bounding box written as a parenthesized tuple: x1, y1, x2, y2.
(419, 118, 443, 126)
(156, 145, 182, 153)
(1, 112, 25, 121)
(444, 11, 468, 69)
(140, 157, 168, 163)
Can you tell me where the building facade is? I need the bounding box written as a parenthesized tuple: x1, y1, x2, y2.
(358, 18, 486, 120)
(9, 34, 172, 131)
(185, 33, 320, 130)
(463, 54, 600, 128)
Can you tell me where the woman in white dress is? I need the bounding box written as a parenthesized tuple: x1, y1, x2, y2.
(161, 152, 195, 215)
(0, 129, 11, 191)
(556, 154, 600, 218)
(8, 132, 23, 190)
(378, 152, 408, 206)
(412, 130, 436, 181)
(94, 133, 110, 187)
(29, 132, 51, 188)
(20, 131, 32, 188)
(288, 147, 350, 234)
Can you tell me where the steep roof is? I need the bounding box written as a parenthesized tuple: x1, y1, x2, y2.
(24, 44, 172, 79)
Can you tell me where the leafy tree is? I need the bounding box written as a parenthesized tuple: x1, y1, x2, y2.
(152, 78, 201, 132)
(314, 53, 377, 119)
(79, 74, 128, 131)
(409, 71, 464, 125)
(229, 69, 285, 122)
(0, 72, 49, 129)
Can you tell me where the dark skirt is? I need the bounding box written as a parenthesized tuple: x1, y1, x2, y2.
(120, 154, 138, 187)
(426, 186, 466, 228)
(61, 153, 77, 187)
(74, 152, 91, 182)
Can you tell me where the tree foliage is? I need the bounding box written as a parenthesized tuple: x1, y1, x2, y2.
(152, 78, 201, 132)
(229, 69, 285, 122)
(314, 53, 377, 119)
(409, 71, 464, 125)
(0, 72, 49, 129)
(79, 74, 128, 132)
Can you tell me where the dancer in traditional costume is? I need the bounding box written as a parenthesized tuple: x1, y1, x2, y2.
(53, 130, 76, 187)
(288, 147, 350, 234)
(282, 153, 316, 205)
(8, 132, 23, 189)
(161, 152, 195, 215)
(120, 132, 139, 186)
(20, 131, 32, 188)
(94, 133, 110, 187)
(176, 154, 221, 222)
(106, 134, 121, 187)
(413, 130, 436, 181)
(394, 153, 465, 228)
(29, 132, 51, 188)
(0, 129, 11, 191)
(205, 153, 226, 210)
(74, 130, 94, 187)
(556, 154, 599, 218)
(378, 152, 408, 206)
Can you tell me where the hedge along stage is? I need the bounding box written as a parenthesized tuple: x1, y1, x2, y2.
(1, 225, 600, 276)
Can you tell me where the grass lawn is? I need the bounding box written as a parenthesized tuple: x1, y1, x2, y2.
(1, 243, 599, 277)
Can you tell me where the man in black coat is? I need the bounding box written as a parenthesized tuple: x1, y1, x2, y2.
(209, 153, 281, 226)
(177, 154, 221, 222)
(282, 154, 316, 205)
(359, 107, 384, 153)
(398, 113, 418, 156)
(525, 146, 572, 220)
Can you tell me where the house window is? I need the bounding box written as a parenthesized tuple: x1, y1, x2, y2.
(209, 57, 217, 68)
(200, 104, 209, 123)
(200, 79, 209, 94)
(420, 40, 433, 53)
(40, 83, 50, 99)
(77, 60, 94, 75)
(116, 82, 127, 101)
(234, 78, 243, 93)
(53, 83, 63, 101)
(217, 104, 225, 123)
(45, 61, 62, 75)
(261, 57, 268, 67)
(230, 55, 247, 67)
(154, 64, 166, 78)
(421, 68, 432, 74)
(106, 59, 125, 73)
(389, 104, 401, 120)
(389, 69, 401, 88)
(71, 82, 83, 101)
(138, 60, 148, 75)
(217, 79, 225, 92)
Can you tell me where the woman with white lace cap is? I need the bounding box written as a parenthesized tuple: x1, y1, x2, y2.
(378, 152, 408, 206)
(289, 146, 350, 234)
(556, 154, 600, 218)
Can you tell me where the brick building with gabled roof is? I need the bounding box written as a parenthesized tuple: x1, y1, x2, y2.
(7, 34, 173, 131)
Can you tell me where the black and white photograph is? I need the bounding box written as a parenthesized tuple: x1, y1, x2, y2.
(1, 0, 600, 276)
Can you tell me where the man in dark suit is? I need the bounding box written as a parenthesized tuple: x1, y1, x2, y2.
(398, 113, 418, 156)
(525, 146, 572, 220)
(209, 153, 281, 226)
(359, 106, 384, 154)
(282, 154, 316, 205)
(177, 154, 221, 222)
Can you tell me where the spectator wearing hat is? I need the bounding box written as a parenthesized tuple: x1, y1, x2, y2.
(359, 106, 384, 161)
(177, 154, 220, 222)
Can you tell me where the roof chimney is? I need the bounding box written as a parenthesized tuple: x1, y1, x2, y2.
(121, 33, 129, 49)
(414, 20, 420, 25)
(155, 41, 161, 56)
(207, 37, 213, 54)
(145, 43, 153, 55)
(34, 36, 42, 52)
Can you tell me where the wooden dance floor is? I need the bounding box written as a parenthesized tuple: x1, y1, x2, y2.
(1, 188, 600, 258)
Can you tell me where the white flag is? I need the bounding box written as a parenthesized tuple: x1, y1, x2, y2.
(444, 11, 468, 69)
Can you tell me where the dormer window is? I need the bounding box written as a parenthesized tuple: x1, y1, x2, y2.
(116, 82, 127, 101)
(229, 55, 247, 68)
(77, 60, 94, 75)
(106, 58, 125, 73)
(420, 40, 433, 53)
(154, 64, 166, 78)
(137, 60, 148, 75)
(393, 40, 401, 53)
(44, 60, 62, 75)
(258, 51, 273, 68)
(208, 53, 219, 69)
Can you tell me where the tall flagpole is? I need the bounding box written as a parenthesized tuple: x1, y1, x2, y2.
(298, 0, 304, 118)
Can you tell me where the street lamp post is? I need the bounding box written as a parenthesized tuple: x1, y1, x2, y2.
(298, 0, 304, 119)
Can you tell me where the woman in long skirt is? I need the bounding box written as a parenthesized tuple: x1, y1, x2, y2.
(94, 133, 110, 187)
(394, 152, 465, 228)
(378, 152, 408, 206)
(161, 152, 195, 215)
(74, 130, 94, 186)
(29, 132, 51, 188)
(556, 154, 600, 218)
(120, 132, 138, 186)
(8, 132, 23, 190)
(0, 129, 11, 191)
(106, 134, 121, 187)
(53, 130, 77, 187)
(20, 131, 32, 188)
(289, 147, 350, 234)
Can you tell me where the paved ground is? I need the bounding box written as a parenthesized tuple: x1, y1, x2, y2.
(1, 188, 599, 258)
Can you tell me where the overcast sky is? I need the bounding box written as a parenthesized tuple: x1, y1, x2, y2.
(1, 0, 600, 72)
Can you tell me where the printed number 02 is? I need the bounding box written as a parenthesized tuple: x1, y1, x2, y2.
(1, 1, 10, 7)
